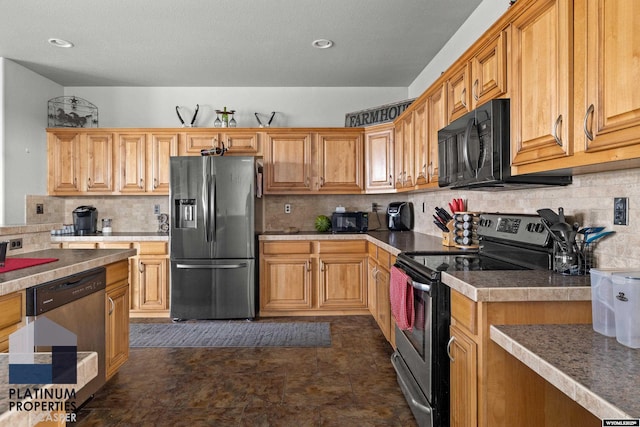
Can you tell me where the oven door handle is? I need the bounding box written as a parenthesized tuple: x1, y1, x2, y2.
(410, 280, 432, 294)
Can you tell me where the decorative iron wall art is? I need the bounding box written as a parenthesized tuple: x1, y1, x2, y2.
(48, 96, 98, 128)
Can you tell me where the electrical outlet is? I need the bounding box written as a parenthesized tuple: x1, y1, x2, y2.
(154, 204, 161, 215)
(284, 204, 291, 214)
(9, 238, 22, 250)
(36, 204, 44, 214)
(614, 197, 628, 225)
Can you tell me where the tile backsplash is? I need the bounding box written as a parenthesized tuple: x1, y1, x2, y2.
(26, 167, 639, 269)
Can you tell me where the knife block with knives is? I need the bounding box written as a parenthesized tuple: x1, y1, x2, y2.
(442, 221, 456, 247)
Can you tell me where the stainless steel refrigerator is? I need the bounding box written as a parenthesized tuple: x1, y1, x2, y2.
(169, 156, 255, 320)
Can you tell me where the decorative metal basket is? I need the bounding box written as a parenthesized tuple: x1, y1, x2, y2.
(47, 96, 98, 128)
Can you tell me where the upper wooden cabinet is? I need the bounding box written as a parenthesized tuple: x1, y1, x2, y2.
(446, 62, 472, 123)
(48, 130, 115, 195)
(471, 29, 508, 109)
(263, 129, 364, 194)
(48, 129, 179, 195)
(510, 0, 573, 166)
(179, 129, 261, 156)
(514, 0, 640, 175)
(580, 0, 640, 153)
(364, 123, 395, 193)
(394, 114, 415, 190)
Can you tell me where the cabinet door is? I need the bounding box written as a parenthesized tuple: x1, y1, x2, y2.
(136, 256, 168, 311)
(375, 265, 391, 341)
(0, 292, 23, 353)
(316, 131, 364, 193)
(222, 130, 260, 155)
(427, 84, 446, 183)
(84, 132, 115, 193)
(447, 62, 471, 123)
(511, 0, 573, 165)
(318, 254, 367, 309)
(413, 101, 429, 186)
(118, 133, 147, 193)
(471, 30, 508, 108)
(367, 259, 378, 314)
(260, 256, 313, 310)
(402, 114, 415, 188)
(582, 0, 640, 152)
(264, 132, 313, 193)
(449, 325, 477, 427)
(106, 282, 129, 379)
(47, 131, 82, 194)
(148, 133, 178, 194)
(364, 124, 395, 192)
(181, 132, 220, 155)
(393, 121, 404, 189)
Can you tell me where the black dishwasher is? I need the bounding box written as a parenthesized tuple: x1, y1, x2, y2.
(26, 267, 106, 409)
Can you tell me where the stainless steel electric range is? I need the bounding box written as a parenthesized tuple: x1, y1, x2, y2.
(390, 213, 554, 427)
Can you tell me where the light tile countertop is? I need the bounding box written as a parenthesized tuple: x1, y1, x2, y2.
(51, 232, 168, 242)
(491, 324, 640, 420)
(0, 248, 137, 296)
(0, 352, 97, 426)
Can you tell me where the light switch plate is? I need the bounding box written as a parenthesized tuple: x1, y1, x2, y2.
(614, 197, 628, 225)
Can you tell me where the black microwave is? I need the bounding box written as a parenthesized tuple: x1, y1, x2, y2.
(437, 99, 571, 189)
(331, 212, 368, 233)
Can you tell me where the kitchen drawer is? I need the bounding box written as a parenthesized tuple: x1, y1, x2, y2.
(100, 242, 134, 250)
(318, 240, 367, 254)
(105, 260, 129, 287)
(0, 292, 23, 330)
(262, 241, 312, 255)
(377, 248, 391, 270)
(368, 242, 377, 258)
(137, 241, 168, 255)
(64, 242, 99, 249)
(451, 290, 477, 335)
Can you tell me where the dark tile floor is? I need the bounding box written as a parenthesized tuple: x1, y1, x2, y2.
(71, 316, 417, 426)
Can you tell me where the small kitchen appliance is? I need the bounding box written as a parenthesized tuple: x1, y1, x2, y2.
(331, 211, 368, 233)
(387, 202, 414, 231)
(72, 205, 98, 235)
(101, 218, 113, 234)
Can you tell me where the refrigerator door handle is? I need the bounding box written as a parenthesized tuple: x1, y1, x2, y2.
(211, 174, 216, 243)
(203, 173, 210, 242)
(176, 263, 248, 269)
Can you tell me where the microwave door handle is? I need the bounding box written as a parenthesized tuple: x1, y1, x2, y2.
(462, 118, 479, 177)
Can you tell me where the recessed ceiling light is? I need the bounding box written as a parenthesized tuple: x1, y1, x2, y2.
(312, 39, 334, 49)
(48, 38, 74, 48)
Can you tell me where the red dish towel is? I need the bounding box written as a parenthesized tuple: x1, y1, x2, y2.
(390, 266, 414, 330)
(0, 258, 58, 273)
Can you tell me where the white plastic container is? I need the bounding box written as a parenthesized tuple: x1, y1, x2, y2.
(589, 269, 619, 337)
(612, 272, 640, 348)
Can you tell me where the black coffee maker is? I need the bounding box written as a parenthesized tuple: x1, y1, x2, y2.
(73, 206, 98, 235)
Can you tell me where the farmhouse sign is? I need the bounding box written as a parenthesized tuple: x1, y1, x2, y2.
(345, 99, 415, 127)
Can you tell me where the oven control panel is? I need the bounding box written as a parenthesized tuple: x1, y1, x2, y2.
(477, 213, 550, 247)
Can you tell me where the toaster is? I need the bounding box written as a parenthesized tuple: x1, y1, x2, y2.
(387, 202, 414, 231)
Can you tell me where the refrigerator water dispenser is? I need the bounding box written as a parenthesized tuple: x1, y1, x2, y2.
(175, 199, 197, 228)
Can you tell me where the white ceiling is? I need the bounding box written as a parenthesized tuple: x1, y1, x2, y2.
(0, 0, 483, 87)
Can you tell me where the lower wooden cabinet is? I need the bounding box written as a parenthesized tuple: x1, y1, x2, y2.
(367, 242, 395, 346)
(449, 289, 596, 427)
(0, 291, 24, 353)
(104, 260, 129, 379)
(259, 240, 368, 316)
(449, 324, 477, 427)
(59, 240, 169, 317)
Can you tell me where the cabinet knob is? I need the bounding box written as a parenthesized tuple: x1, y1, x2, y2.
(87, 177, 92, 188)
(473, 79, 479, 101)
(461, 88, 467, 109)
(139, 262, 145, 273)
(108, 296, 115, 315)
(139, 178, 144, 189)
(153, 178, 159, 189)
